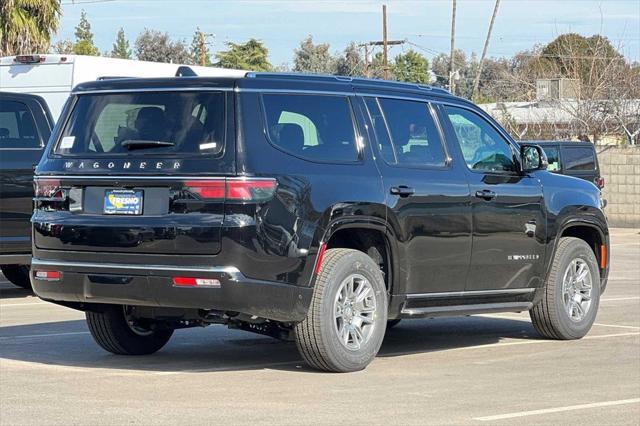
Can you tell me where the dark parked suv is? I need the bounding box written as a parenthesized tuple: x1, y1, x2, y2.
(31, 73, 609, 372)
(0, 92, 54, 288)
(520, 140, 604, 189)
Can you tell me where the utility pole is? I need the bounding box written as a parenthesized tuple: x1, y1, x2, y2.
(382, 4, 389, 79)
(472, 0, 500, 101)
(357, 5, 405, 79)
(449, 0, 457, 94)
(363, 44, 369, 77)
(196, 29, 215, 66)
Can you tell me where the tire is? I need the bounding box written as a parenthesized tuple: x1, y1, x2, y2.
(86, 306, 174, 355)
(387, 319, 402, 329)
(1, 265, 31, 289)
(295, 248, 388, 372)
(530, 237, 601, 340)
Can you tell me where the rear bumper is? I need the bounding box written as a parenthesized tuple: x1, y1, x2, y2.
(30, 258, 312, 322)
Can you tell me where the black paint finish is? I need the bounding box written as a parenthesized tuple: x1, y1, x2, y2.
(30, 74, 609, 322)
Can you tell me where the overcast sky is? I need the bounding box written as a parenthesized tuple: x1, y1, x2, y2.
(56, 0, 640, 65)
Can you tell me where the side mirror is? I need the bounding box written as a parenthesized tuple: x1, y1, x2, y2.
(520, 144, 548, 172)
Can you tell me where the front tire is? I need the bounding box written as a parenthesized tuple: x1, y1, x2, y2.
(530, 237, 601, 339)
(1, 265, 31, 289)
(295, 248, 388, 372)
(86, 306, 174, 355)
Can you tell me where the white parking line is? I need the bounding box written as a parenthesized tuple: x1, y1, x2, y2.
(0, 301, 49, 308)
(474, 398, 640, 421)
(593, 323, 640, 330)
(601, 296, 640, 302)
(0, 331, 90, 340)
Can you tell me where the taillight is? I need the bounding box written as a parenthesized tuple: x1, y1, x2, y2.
(14, 55, 45, 64)
(172, 277, 221, 287)
(34, 270, 61, 281)
(595, 177, 605, 189)
(227, 179, 277, 201)
(184, 180, 225, 199)
(35, 179, 63, 199)
(184, 178, 277, 202)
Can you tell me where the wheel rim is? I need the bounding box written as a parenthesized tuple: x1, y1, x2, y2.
(123, 306, 154, 336)
(334, 273, 377, 351)
(562, 258, 593, 322)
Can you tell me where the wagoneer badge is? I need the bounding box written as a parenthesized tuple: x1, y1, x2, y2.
(63, 160, 182, 171)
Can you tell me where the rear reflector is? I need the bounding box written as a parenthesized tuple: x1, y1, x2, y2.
(595, 177, 605, 189)
(34, 270, 61, 281)
(172, 277, 221, 287)
(314, 243, 328, 275)
(600, 245, 607, 269)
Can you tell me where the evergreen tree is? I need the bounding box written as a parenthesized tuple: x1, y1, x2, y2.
(392, 49, 430, 84)
(111, 27, 131, 59)
(73, 9, 98, 56)
(215, 38, 272, 71)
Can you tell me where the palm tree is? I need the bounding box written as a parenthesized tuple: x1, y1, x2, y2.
(0, 0, 62, 56)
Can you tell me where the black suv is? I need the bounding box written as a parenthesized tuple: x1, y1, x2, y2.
(520, 140, 604, 189)
(0, 92, 54, 288)
(31, 73, 609, 372)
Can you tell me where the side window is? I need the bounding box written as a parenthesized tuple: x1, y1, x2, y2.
(563, 147, 595, 171)
(376, 98, 447, 167)
(0, 101, 41, 149)
(444, 106, 517, 173)
(543, 147, 561, 172)
(364, 98, 396, 164)
(262, 94, 358, 162)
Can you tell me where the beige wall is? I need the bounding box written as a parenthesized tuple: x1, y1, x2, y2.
(597, 146, 640, 228)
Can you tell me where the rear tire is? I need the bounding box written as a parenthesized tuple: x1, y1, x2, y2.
(530, 237, 600, 340)
(295, 248, 388, 372)
(1, 265, 31, 289)
(86, 306, 174, 355)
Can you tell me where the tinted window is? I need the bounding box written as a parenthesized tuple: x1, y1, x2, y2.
(543, 146, 560, 172)
(376, 98, 446, 167)
(55, 92, 225, 156)
(563, 147, 595, 171)
(444, 106, 517, 173)
(262, 94, 358, 162)
(364, 98, 396, 164)
(0, 100, 41, 148)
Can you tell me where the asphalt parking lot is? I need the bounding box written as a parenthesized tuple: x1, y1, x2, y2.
(1, 229, 638, 425)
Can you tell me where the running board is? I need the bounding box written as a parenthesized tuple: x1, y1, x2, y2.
(400, 302, 533, 318)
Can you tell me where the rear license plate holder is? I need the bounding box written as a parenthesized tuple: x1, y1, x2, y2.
(103, 189, 143, 215)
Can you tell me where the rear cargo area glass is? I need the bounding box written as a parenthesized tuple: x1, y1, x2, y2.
(55, 92, 225, 156)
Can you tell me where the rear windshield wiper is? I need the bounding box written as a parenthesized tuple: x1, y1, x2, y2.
(121, 140, 175, 150)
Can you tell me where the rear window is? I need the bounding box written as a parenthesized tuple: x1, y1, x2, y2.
(563, 146, 596, 171)
(0, 100, 41, 149)
(542, 146, 560, 172)
(55, 92, 225, 156)
(262, 94, 359, 162)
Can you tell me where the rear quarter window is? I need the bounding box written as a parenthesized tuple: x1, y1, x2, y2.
(0, 100, 41, 149)
(262, 94, 359, 163)
(562, 146, 596, 171)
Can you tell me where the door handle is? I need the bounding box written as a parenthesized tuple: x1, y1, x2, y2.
(475, 189, 497, 201)
(390, 186, 415, 197)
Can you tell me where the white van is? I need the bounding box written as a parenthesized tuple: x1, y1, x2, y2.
(0, 54, 245, 119)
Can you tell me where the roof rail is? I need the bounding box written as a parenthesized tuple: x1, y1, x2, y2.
(175, 66, 197, 77)
(246, 72, 451, 95)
